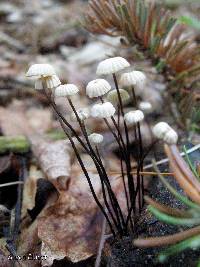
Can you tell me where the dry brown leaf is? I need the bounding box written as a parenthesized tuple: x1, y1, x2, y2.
(0, 105, 33, 137)
(0, 239, 11, 267)
(30, 137, 72, 191)
(17, 192, 58, 267)
(41, 242, 64, 267)
(17, 220, 41, 267)
(37, 153, 138, 264)
(38, 193, 103, 264)
(26, 108, 52, 134)
(21, 165, 44, 219)
(38, 155, 104, 264)
(0, 101, 73, 190)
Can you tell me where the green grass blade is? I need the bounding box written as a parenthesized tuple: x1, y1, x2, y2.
(148, 205, 200, 226)
(158, 234, 200, 263)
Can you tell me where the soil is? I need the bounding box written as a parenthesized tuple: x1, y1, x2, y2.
(104, 155, 200, 267)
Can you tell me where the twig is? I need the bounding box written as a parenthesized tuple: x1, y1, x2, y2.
(0, 181, 24, 188)
(143, 144, 200, 170)
(95, 217, 107, 267)
(6, 157, 26, 267)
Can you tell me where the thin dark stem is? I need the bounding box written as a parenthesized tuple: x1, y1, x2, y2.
(103, 118, 126, 160)
(95, 146, 122, 232)
(120, 158, 129, 211)
(113, 73, 136, 219)
(44, 90, 90, 154)
(113, 73, 130, 150)
(131, 85, 144, 209)
(44, 89, 116, 236)
(110, 116, 135, 210)
(48, 90, 121, 222)
(131, 86, 138, 108)
(69, 96, 127, 234)
(103, 116, 135, 221)
(60, 119, 116, 236)
(111, 116, 128, 156)
(125, 140, 158, 228)
(116, 105, 133, 227)
(96, 144, 128, 234)
(68, 98, 125, 233)
(99, 97, 127, 157)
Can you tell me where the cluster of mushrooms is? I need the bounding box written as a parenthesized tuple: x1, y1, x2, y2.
(26, 56, 178, 146)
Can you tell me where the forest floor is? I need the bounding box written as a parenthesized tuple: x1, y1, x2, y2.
(0, 0, 200, 266)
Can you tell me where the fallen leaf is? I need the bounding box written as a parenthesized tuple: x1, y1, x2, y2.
(21, 165, 44, 220)
(0, 102, 73, 190)
(30, 137, 72, 191)
(38, 155, 104, 264)
(26, 108, 52, 134)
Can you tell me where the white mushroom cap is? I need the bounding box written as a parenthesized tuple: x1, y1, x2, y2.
(55, 84, 79, 97)
(35, 75, 61, 90)
(139, 101, 152, 113)
(152, 122, 172, 139)
(107, 89, 130, 105)
(88, 133, 104, 144)
(96, 57, 130, 75)
(70, 108, 90, 122)
(91, 102, 116, 118)
(26, 64, 56, 78)
(163, 129, 178, 145)
(124, 110, 144, 125)
(86, 79, 111, 98)
(46, 75, 61, 89)
(120, 71, 146, 87)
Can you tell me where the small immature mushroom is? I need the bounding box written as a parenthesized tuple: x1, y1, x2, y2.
(139, 101, 152, 113)
(124, 110, 144, 125)
(107, 89, 130, 105)
(91, 102, 116, 118)
(152, 122, 172, 139)
(86, 79, 111, 98)
(163, 129, 178, 145)
(70, 108, 90, 122)
(55, 84, 79, 97)
(88, 133, 104, 144)
(153, 122, 178, 144)
(35, 75, 61, 90)
(96, 57, 130, 75)
(120, 70, 146, 87)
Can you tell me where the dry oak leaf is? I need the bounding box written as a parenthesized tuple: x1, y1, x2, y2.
(38, 157, 104, 264)
(37, 153, 135, 264)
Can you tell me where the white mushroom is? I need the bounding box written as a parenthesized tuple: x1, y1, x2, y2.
(86, 79, 111, 98)
(55, 84, 79, 97)
(88, 133, 104, 144)
(107, 89, 130, 105)
(91, 102, 116, 118)
(26, 64, 56, 78)
(124, 110, 144, 125)
(96, 57, 130, 75)
(120, 70, 146, 87)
